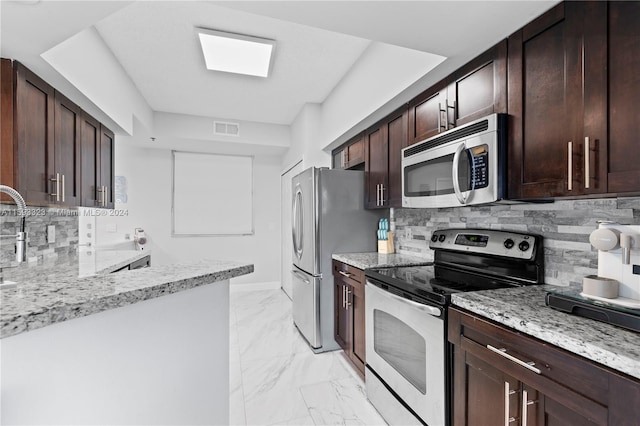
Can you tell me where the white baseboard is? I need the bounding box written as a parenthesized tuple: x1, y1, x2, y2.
(230, 281, 281, 293)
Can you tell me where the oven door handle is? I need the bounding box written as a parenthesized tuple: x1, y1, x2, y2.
(367, 281, 442, 317)
(452, 142, 468, 205)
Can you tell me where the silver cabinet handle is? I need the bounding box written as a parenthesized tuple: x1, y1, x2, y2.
(380, 184, 385, 206)
(452, 143, 467, 204)
(338, 270, 351, 278)
(61, 174, 65, 203)
(345, 286, 352, 309)
(447, 100, 457, 129)
(292, 269, 310, 284)
(437, 102, 442, 132)
(584, 136, 590, 189)
(50, 173, 60, 202)
(522, 388, 536, 426)
(487, 345, 542, 374)
(504, 382, 516, 426)
(342, 284, 346, 309)
(103, 186, 108, 206)
(366, 281, 441, 316)
(375, 184, 380, 206)
(567, 141, 573, 191)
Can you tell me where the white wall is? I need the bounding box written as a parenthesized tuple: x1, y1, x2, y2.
(96, 133, 282, 285)
(42, 26, 153, 134)
(320, 42, 444, 149)
(282, 103, 329, 169)
(281, 42, 444, 169)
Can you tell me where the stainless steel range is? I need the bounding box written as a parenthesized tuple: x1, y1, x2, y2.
(365, 228, 544, 426)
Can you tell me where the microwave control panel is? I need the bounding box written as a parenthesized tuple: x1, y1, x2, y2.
(469, 145, 489, 189)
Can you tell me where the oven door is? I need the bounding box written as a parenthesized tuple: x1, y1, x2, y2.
(402, 127, 500, 209)
(365, 281, 445, 426)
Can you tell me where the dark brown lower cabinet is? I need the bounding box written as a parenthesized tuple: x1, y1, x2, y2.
(449, 307, 640, 426)
(333, 260, 366, 377)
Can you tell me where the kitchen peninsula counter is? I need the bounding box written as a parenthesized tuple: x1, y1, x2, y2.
(332, 252, 430, 270)
(452, 285, 640, 380)
(1, 252, 252, 425)
(1, 251, 253, 339)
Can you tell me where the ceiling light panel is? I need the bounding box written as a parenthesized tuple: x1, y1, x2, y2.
(196, 28, 275, 78)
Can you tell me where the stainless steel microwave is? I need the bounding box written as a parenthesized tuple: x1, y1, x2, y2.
(402, 113, 507, 208)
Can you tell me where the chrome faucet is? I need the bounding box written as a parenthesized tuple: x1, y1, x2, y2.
(0, 185, 28, 262)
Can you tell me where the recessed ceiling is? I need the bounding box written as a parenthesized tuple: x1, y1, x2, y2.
(1, 1, 558, 133)
(94, 1, 373, 125)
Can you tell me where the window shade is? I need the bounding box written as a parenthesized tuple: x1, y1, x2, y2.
(172, 151, 253, 235)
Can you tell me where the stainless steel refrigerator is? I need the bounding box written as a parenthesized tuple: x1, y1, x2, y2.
(291, 167, 379, 352)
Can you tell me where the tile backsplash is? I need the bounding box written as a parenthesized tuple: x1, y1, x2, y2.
(392, 197, 640, 286)
(1, 205, 79, 264)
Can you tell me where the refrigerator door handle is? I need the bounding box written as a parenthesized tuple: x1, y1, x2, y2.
(292, 186, 304, 260)
(292, 269, 311, 284)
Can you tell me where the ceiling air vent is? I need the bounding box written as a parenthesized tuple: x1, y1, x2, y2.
(214, 121, 240, 137)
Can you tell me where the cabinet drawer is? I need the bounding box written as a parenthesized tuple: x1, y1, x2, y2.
(332, 260, 364, 289)
(449, 307, 609, 406)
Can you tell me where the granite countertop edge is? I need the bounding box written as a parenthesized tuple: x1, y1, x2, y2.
(452, 288, 640, 381)
(1, 262, 254, 339)
(332, 252, 431, 270)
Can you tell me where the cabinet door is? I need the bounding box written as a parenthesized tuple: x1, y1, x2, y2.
(607, 1, 640, 194)
(408, 81, 448, 145)
(15, 62, 55, 206)
(384, 106, 408, 208)
(536, 388, 601, 426)
(364, 126, 388, 209)
(81, 114, 100, 207)
(333, 278, 350, 351)
(99, 125, 115, 209)
(508, 2, 606, 199)
(453, 348, 521, 426)
(447, 40, 507, 127)
(345, 136, 364, 169)
(1, 59, 15, 203)
(54, 92, 82, 206)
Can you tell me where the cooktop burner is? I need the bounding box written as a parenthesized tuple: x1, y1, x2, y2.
(365, 229, 545, 307)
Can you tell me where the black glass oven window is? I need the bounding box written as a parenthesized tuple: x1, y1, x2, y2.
(373, 309, 426, 394)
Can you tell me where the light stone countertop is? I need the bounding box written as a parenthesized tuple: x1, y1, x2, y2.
(452, 285, 640, 380)
(1, 251, 253, 339)
(332, 252, 430, 270)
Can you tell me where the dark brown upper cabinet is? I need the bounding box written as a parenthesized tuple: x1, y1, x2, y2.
(1, 59, 115, 208)
(606, 1, 640, 194)
(447, 40, 507, 128)
(99, 125, 115, 209)
(332, 133, 365, 170)
(14, 61, 56, 206)
(508, 2, 609, 199)
(365, 105, 408, 209)
(80, 112, 114, 209)
(408, 80, 448, 146)
(54, 91, 82, 206)
(408, 40, 507, 147)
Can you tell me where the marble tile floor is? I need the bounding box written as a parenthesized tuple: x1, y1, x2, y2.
(229, 288, 387, 426)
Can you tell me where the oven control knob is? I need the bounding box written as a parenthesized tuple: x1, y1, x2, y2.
(518, 241, 530, 251)
(438, 234, 446, 242)
(504, 239, 515, 249)
(431, 234, 439, 243)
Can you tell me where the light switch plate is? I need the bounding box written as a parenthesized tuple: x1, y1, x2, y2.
(47, 225, 55, 243)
